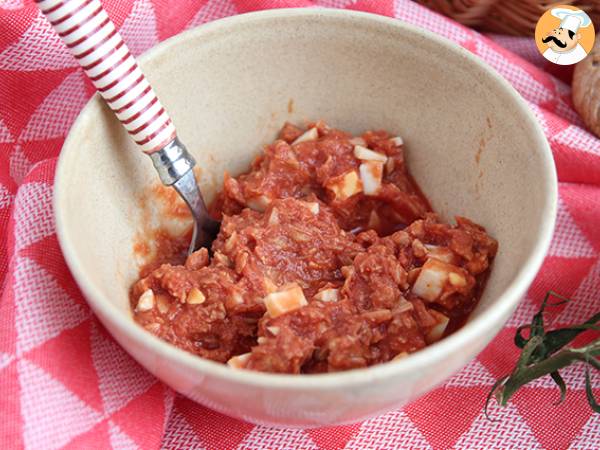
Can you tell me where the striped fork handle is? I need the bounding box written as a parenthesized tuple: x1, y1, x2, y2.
(36, 0, 177, 154)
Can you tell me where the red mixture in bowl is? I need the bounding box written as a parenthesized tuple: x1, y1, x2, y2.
(131, 121, 498, 374)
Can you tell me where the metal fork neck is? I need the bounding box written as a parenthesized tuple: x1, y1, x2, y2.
(148, 137, 220, 253)
(149, 137, 195, 186)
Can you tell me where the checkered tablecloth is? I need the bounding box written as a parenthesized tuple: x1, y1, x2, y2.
(1, 0, 599, 449)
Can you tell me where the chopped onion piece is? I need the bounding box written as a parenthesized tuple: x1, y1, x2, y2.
(224, 231, 238, 252)
(354, 145, 387, 162)
(214, 252, 232, 267)
(266, 326, 280, 336)
(391, 136, 404, 146)
(449, 272, 467, 287)
(326, 170, 362, 201)
(257, 336, 268, 345)
(186, 287, 206, 305)
(247, 195, 271, 212)
(227, 353, 251, 369)
(385, 157, 395, 174)
(314, 288, 339, 302)
(412, 239, 428, 258)
(425, 310, 450, 343)
(412, 259, 467, 302)
(292, 127, 318, 145)
(136, 289, 155, 312)
(263, 283, 308, 318)
(424, 245, 456, 264)
(359, 161, 384, 195)
(411, 259, 448, 302)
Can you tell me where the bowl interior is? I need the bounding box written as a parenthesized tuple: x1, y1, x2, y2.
(56, 10, 555, 376)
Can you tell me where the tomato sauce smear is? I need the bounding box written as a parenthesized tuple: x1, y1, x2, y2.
(131, 121, 498, 374)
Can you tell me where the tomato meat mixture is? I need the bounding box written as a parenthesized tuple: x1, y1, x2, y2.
(131, 121, 498, 374)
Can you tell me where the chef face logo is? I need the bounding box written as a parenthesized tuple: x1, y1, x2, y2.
(535, 6, 595, 65)
(542, 27, 580, 52)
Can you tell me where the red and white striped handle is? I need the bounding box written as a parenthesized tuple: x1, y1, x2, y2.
(36, 0, 176, 154)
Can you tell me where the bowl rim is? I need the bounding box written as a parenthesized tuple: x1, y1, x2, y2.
(54, 7, 558, 389)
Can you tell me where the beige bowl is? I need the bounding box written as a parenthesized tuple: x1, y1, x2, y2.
(55, 8, 557, 427)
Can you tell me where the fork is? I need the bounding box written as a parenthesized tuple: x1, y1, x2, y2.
(36, 0, 220, 253)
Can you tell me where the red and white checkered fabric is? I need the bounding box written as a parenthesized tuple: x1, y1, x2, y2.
(1, 1, 598, 448)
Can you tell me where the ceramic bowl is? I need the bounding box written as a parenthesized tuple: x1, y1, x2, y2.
(54, 8, 557, 427)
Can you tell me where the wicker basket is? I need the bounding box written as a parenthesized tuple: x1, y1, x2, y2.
(417, 0, 600, 36)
